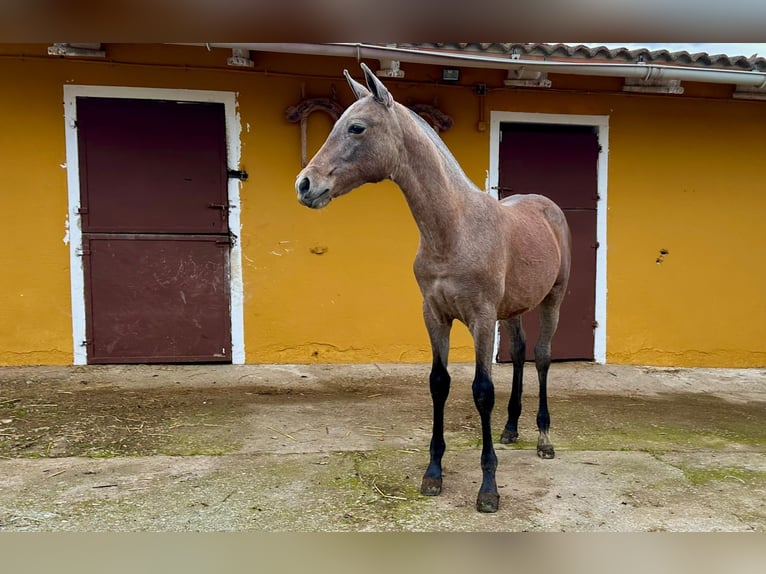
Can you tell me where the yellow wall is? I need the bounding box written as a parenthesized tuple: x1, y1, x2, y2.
(605, 97, 766, 366)
(0, 44, 764, 367)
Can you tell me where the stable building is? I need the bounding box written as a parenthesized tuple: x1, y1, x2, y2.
(1, 43, 764, 367)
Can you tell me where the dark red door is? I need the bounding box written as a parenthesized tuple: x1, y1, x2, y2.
(496, 123, 599, 361)
(77, 97, 232, 363)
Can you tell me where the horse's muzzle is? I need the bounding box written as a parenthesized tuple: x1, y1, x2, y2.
(296, 176, 331, 209)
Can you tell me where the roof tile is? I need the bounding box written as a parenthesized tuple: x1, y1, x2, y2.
(394, 43, 766, 72)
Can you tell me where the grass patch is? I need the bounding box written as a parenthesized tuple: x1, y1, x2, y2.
(679, 466, 766, 486)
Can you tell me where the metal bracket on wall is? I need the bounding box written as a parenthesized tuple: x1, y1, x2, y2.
(285, 97, 346, 167)
(504, 68, 552, 88)
(623, 77, 684, 94)
(407, 104, 454, 132)
(733, 78, 766, 100)
(227, 169, 248, 181)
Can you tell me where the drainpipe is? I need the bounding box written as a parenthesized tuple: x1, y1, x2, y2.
(209, 42, 766, 92)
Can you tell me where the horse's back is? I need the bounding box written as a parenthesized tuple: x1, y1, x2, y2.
(499, 193, 570, 249)
(500, 193, 565, 221)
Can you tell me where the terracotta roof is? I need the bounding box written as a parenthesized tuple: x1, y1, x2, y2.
(393, 43, 766, 73)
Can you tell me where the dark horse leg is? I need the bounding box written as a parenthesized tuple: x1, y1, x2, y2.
(500, 316, 525, 444)
(534, 292, 563, 459)
(471, 319, 500, 513)
(420, 305, 452, 497)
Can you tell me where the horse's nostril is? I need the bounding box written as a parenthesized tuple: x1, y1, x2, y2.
(298, 177, 310, 194)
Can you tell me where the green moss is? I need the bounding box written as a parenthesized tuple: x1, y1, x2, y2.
(679, 466, 766, 486)
(21, 452, 46, 459)
(159, 441, 238, 457)
(447, 433, 483, 450)
(550, 393, 766, 454)
(319, 449, 431, 526)
(86, 450, 122, 459)
(158, 413, 242, 456)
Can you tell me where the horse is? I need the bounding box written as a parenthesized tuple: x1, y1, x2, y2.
(295, 63, 571, 513)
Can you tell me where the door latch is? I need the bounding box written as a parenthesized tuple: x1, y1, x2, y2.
(208, 203, 230, 221)
(227, 169, 248, 181)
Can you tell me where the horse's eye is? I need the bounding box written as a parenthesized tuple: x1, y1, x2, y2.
(348, 123, 366, 135)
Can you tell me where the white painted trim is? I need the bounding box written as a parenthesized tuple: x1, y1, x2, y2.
(593, 124, 609, 364)
(62, 85, 246, 364)
(63, 91, 87, 365)
(488, 110, 609, 364)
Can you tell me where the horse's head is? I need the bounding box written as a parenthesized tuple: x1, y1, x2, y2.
(295, 63, 402, 209)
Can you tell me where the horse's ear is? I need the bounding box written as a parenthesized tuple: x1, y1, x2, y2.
(344, 69, 371, 101)
(360, 62, 393, 107)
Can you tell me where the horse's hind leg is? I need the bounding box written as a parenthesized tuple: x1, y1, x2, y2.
(500, 316, 525, 444)
(470, 317, 500, 513)
(534, 292, 563, 459)
(420, 305, 452, 497)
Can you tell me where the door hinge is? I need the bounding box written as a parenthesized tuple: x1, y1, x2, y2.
(592, 321, 599, 329)
(227, 169, 248, 181)
(77, 247, 91, 256)
(81, 339, 92, 347)
(77, 207, 89, 215)
(592, 241, 600, 249)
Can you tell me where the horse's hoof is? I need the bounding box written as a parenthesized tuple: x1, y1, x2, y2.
(500, 429, 519, 444)
(476, 492, 500, 513)
(537, 445, 555, 459)
(420, 476, 442, 496)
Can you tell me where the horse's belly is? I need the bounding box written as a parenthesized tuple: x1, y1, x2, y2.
(499, 250, 560, 318)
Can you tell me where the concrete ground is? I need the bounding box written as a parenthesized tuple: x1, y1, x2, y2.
(0, 361, 764, 532)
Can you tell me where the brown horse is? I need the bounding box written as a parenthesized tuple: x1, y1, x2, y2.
(295, 63, 571, 513)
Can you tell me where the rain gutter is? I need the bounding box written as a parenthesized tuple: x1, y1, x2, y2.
(204, 42, 766, 91)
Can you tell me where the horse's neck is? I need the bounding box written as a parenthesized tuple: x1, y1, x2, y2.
(393, 109, 477, 252)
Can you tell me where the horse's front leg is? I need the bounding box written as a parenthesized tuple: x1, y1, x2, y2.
(471, 318, 500, 513)
(420, 306, 452, 497)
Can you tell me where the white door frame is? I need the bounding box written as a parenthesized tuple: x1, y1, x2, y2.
(63, 85, 246, 365)
(488, 111, 609, 364)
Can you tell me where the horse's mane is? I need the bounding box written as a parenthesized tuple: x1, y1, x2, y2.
(404, 107, 482, 193)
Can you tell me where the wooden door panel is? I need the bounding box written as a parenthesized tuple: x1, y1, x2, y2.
(84, 235, 231, 363)
(77, 97, 228, 234)
(499, 124, 599, 209)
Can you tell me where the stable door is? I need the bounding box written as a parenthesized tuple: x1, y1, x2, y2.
(76, 97, 232, 363)
(496, 122, 599, 361)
